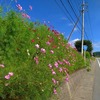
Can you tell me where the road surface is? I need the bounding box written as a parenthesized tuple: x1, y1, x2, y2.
(93, 58, 100, 100)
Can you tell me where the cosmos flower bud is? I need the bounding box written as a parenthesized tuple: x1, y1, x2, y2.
(16, 4, 22, 10)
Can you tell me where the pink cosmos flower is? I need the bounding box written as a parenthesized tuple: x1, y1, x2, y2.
(52, 78, 57, 84)
(53, 88, 57, 94)
(48, 64, 52, 69)
(34, 56, 39, 64)
(63, 59, 70, 66)
(52, 69, 56, 75)
(8, 72, 14, 76)
(54, 62, 58, 68)
(5, 75, 10, 80)
(59, 68, 63, 72)
(66, 73, 69, 77)
(65, 77, 69, 82)
(63, 68, 68, 73)
(35, 44, 39, 49)
(22, 13, 26, 17)
(74, 47, 77, 51)
(50, 50, 54, 54)
(41, 48, 46, 53)
(22, 13, 30, 19)
(46, 41, 51, 45)
(0, 64, 5, 68)
(29, 5, 32, 10)
(57, 60, 63, 65)
(26, 14, 30, 19)
(16, 4, 22, 10)
(5, 72, 14, 80)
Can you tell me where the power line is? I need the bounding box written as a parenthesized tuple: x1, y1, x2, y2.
(59, 0, 83, 37)
(87, 11, 94, 42)
(67, 0, 79, 19)
(74, 0, 80, 12)
(66, 0, 83, 34)
(60, 0, 74, 22)
(67, 0, 90, 41)
(67, 14, 81, 41)
(54, 0, 74, 23)
(59, 0, 76, 23)
(84, 30, 90, 40)
(54, 0, 82, 39)
(55, 0, 90, 43)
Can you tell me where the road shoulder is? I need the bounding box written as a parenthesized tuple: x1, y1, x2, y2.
(71, 61, 96, 100)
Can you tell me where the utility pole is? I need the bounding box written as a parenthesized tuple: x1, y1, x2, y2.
(81, 0, 85, 55)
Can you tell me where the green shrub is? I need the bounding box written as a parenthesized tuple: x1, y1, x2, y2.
(86, 51, 91, 59)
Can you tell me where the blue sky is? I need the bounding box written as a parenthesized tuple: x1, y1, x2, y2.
(0, 0, 100, 52)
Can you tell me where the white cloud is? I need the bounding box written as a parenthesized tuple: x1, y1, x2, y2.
(74, 27, 78, 32)
(91, 42, 100, 52)
(93, 42, 100, 48)
(69, 38, 80, 47)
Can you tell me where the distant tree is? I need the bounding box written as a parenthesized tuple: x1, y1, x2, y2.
(74, 40, 81, 52)
(74, 40, 93, 54)
(93, 52, 100, 57)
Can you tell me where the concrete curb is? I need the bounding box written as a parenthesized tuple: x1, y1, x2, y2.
(50, 68, 86, 100)
(72, 61, 95, 100)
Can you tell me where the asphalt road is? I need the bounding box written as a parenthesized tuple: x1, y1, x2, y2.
(93, 58, 100, 100)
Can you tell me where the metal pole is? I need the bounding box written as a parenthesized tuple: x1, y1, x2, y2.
(81, 0, 85, 55)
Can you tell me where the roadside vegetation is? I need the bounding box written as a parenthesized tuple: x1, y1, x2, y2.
(0, 2, 91, 99)
(93, 52, 100, 57)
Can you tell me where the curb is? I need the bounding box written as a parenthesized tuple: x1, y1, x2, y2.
(72, 61, 95, 100)
(50, 68, 86, 100)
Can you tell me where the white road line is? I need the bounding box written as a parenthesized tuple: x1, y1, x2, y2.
(97, 58, 100, 68)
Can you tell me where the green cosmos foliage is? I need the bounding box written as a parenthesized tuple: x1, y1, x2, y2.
(0, 11, 85, 100)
